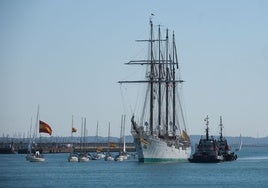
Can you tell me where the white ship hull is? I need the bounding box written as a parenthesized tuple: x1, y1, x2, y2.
(133, 135, 191, 163)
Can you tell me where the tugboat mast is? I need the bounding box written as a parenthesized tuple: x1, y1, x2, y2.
(205, 115, 209, 140)
(219, 116, 223, 141)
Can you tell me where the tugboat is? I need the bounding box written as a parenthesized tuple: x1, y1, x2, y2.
(188, 116, 224, 163)
(216, 116, 237, 161)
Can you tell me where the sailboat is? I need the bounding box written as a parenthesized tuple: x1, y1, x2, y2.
(68, 116, 78, 162)
(104, 122, 114, 161)
(235, 134, 243, 152)
(115, 115, 130, 161)
(92, 121, 105, 160)
(78, 117, 90, 162)
(27, 106, 52, 162)
(119, 19, 191, 162)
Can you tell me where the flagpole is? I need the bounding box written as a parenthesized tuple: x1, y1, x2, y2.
(71, 115, 74, 138)
(34, 105, 40, 142)
(71, 115, 74, 151)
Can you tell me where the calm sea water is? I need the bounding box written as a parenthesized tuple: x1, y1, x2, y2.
(0, 146, 267, 188)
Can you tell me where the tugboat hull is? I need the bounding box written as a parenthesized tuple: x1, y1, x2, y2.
(223, 153, 238, 161)
(188, 155, 224, 163)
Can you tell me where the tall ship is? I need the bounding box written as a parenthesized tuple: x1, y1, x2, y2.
(119, 19, 191, 162)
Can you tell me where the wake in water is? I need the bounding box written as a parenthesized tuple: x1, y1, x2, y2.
(239, 156, 268, 160)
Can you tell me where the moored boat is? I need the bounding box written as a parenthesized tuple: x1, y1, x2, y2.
(68, 116, 79, 162)
(115, 115, 130, 161)
(26, 106, 53, 162)
(78, 153, 90, 162)
(68, 153, 79, 162)
(104, 122, 114, 161)
(78, 117, 90, 162)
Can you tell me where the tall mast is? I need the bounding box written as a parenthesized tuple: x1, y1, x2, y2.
(84, 118, 86, 148)
(96, 121, 99, 144)
(80, 117, 83, 152)
(123, 115, 126, 153)
(34, 104, 40, 141)
(120, 115, 123, 148)
(165, 29, 169, 135)
(107, 122, 111, 153)
(172, 32, 176, 135)
(149, 19, 154, 136)
(158, 25, 162, 135)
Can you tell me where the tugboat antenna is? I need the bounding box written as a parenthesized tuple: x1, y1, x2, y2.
(205, 115, 209, 140)
(219, 116, 223, 140)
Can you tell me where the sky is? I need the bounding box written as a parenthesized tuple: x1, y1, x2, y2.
(1, 0, 268, 138)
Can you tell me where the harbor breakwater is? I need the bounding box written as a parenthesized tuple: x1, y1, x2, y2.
(0, 142, 136, 154)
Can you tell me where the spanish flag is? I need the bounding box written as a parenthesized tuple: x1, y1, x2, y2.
(39, 120, 52, 135)
(72, 127, 77, 133)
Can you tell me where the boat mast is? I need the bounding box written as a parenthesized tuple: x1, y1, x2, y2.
(84, 118, 87, 150)
(123, 115, 126, 153)
(96, 121, 99, 146)
(107, 122, 111, 153)
(172, 32, 176, 135)
(149, 19, 154, 136)
(158, 25, 162, 136)
(120, 115, 123, 150)
(80, 118, 83, 152)
(165, 29, 169, 135)
(34, 105, 40, 142)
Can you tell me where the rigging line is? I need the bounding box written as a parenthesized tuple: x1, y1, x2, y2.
(119, 85, 127, 114)
(140, 82, 150, 124)
(175, 85, 187, 132)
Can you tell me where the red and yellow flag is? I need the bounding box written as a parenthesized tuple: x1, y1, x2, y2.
(39, 120, 52, 135)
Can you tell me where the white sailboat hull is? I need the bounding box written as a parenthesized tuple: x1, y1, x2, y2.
(27, 154, 45, 162)
(68, 156, 78, 162)
(133, 135, 191, 162)
(78, 157, 90, 162)
(68, 154, 79, 162)
(78, 155, 90, 162)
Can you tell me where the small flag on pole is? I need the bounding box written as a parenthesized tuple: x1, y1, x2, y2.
(72, 127, 77, 133)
